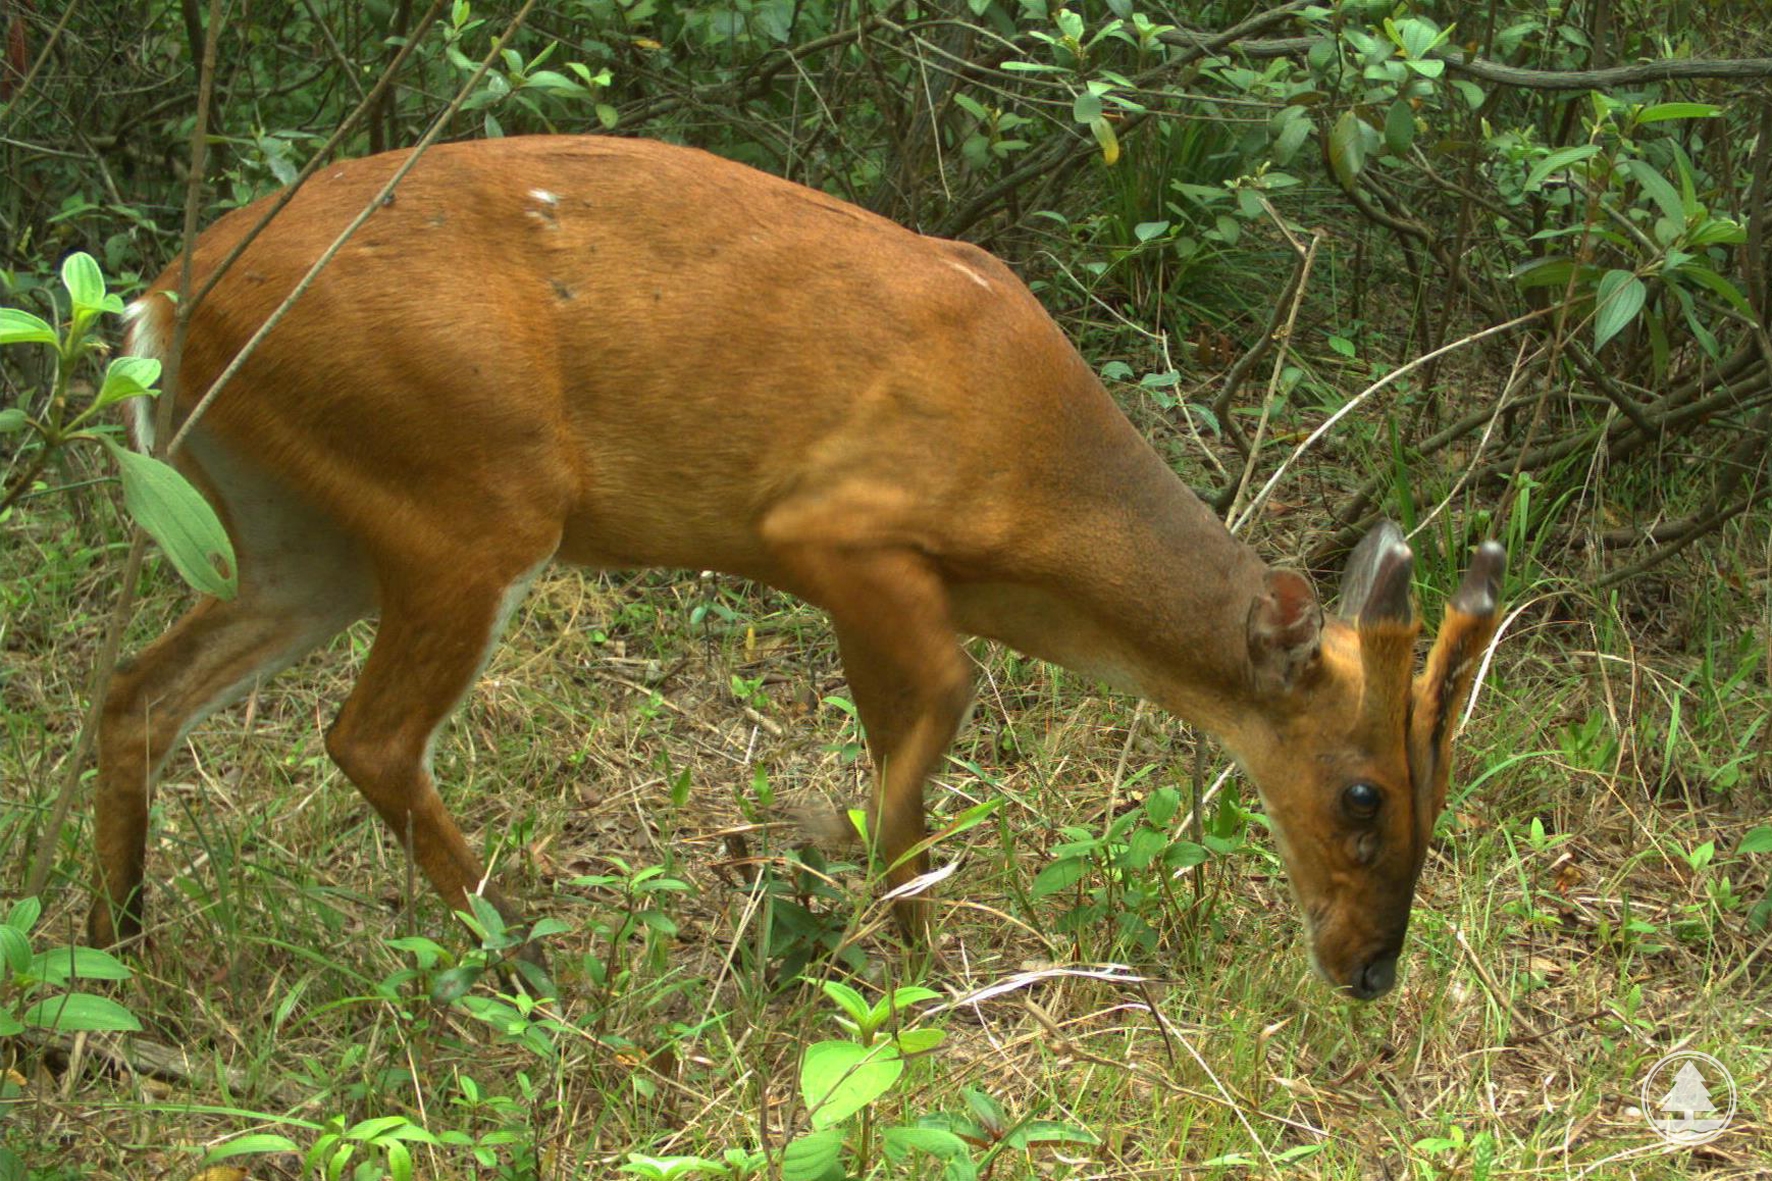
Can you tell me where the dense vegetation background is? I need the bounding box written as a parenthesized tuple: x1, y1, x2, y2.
(1, 1, 1768, 1177)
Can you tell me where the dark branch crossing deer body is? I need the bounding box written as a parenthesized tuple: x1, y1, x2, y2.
(92, 136, 1504, 999)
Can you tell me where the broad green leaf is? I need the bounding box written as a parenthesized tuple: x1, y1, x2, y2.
(27, 946, 134, 984)
(800, 1041, 902, 1129)
(1005, 1119, 1099, 1148)
(1089, 116, 1119, 166)
(0, 1013, 22, 1037)
(1674, 262, 1754, 314)
(881, 1126, 973, 1173)
(1686, 218, 1747, 248)
(61, 252, 105, 311)
(1626, 160, 1684, 225)
(99, 438, 238, 599)
(1592, 270, 1645, 352)
(1165, 840, 1210, 871)
(1134, 220, 1170, 242)
(1272, 105, 1311, 165)
(20, 992, 142, 1032)
(780, 1130, 844, 1181)
(963, 1087, 1006, 1131)
(1636, 102, 1719, 124)
(0, 926, 30, 976)
(4, 898, 41, 931)
(96, 355, 162, 408)
(1124, 827, 1167, 869)
(1510, 256, 1580, 291)
(820, 980, 869, 1023)
(0, 307, 57, 346)
(1740, 827, 1772, 855)
(1030, 856, 1086, 898)
(1523, 144, 1599, 193)
(882, 985, 943, 1009)
(1383, 100, 1415, 155)
(0, 409, 27, 434)
(891, 1028, 947, 1055)
(1451, 79, 1486, 109)
(1328, 110, 1367, 189)
(201, 1135, 304, 1164)
(1072, 91, 1103, 124)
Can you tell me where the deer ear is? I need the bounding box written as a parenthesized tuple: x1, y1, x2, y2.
(1339, 519, 1414, 625)
(1247, 569, 1323, 692)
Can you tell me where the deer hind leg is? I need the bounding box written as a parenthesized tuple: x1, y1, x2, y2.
(321, 552, 550, 943)
(779, 546, 973, 935)
(91, 585, 366, 946)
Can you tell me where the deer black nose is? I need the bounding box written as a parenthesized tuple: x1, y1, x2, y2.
(1351, 951, 1398, 1000)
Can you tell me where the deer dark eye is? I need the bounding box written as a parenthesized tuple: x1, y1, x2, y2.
(1342, 782, 1382, 820)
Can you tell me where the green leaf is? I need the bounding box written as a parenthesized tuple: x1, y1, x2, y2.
(1451, 79, 1486, 109)
(1524, 144, 1599, 193)
(1005, 1119, 1099, 1148)
(99, 439, 238, 599)
(1089, 116, 1120, 166)
(780, 1130, 845, 1181)
(1271, 105, 1311, 165)
(1510, 256, 1583, 290)
(0, 408, 28, 435)
(1383, 100, 1415, 155)
(881, 1126, 972, 1163)
(1072, 91, 1103, 124)
(800, 1041, 902, 1129)
(1626, 160, 1684, 225)
(1328, 110, 1367, 189)
(820, 980, 870, 1024)
(882, 985, 943, 1009)
(27, 946, 134, 984)
(1592, 270, 1645, 352)
(20, 992, 142, 1032)
(0, 307, 57, 346)
(1030, 856, 1086, 898)
(1164, 841, 1209, 871)
(1636, 102, 1720, 124)
(1685, 218, 1747, 248)
(891, 1028, 947, 1055)
(1673, 262, 1754, 314)
(1145, 786, 1180, 827)
(4, 898, 40, 932)
(0, 926, 30, 976)
(96, 355, 163, 409)
(201, 1135, 304, 1164)
(1123, 827, 1166, 870)
(1740, 827, 1772, 855)
(61, 252, 106, 311)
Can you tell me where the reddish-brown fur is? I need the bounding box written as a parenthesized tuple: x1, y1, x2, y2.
(93, 136, 1503, 998)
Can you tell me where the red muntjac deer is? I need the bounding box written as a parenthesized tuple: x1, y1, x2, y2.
(93, 136, 1504, 1000)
